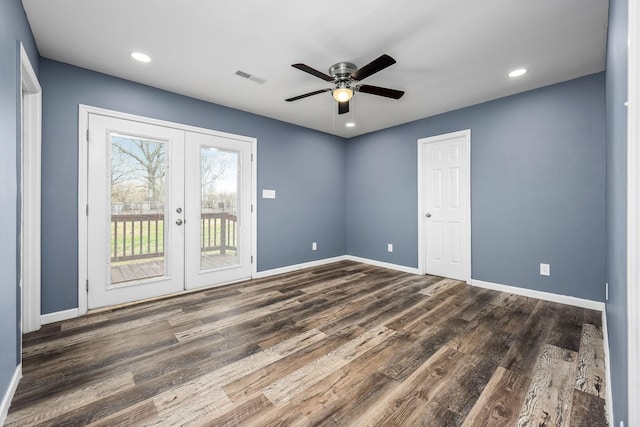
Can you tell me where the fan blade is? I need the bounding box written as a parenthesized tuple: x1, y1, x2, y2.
(351, 54, 396, 81)
(292, 63, 334, 82)
(285, 88, 331, 102)
(338, 101, 349, 115)
(356, 84, 404, 100)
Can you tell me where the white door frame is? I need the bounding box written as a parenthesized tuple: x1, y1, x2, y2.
(417, 129, 471, 282)
(20, 44, 42, 333)
(628, 0, 639, 423)
(78, 105, 257, 316)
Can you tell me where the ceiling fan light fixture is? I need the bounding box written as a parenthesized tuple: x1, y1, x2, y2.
(333, 87, 353, 103)
(287, 54, 402, 112)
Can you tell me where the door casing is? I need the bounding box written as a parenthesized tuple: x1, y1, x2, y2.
(20, 43, 42, 333)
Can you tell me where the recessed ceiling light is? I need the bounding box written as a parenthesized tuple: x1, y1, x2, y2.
(346, 122, 356, 128)
(131, 51, 151, 63)
(508, 68, 528, 78)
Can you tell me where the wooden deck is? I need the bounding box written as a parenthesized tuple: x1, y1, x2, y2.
(9, 261, 608, 426)
(111, 253, 239, 284)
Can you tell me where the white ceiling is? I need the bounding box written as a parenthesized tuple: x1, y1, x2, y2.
(22, 0, 609, 138)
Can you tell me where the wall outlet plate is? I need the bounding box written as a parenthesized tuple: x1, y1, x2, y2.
(312, 242, 317, 251)
(387, 243, 393, 252)
(540, 263, 550, 276)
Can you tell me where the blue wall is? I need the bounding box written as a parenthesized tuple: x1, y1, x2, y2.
(39, 59, 346, 314)
(0, 0, 39, 408)
(347, 73, 606, 301)
(605, 0, 629, 423)
(41, 61, 607, 311)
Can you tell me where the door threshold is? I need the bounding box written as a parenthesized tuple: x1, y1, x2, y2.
(87, 276, 252, 315)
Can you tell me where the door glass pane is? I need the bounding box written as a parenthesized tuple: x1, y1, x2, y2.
(200, 147, 239, 270)
(110, 134, 167, 285)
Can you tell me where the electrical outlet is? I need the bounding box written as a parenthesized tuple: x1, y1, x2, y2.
(606, 282, 609, 301)
(312, 242, 317, 251)
(387, 243, 393, 252)
(540, 263, 550, 276)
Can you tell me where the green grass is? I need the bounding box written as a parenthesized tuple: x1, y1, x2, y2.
(110, 218, 237, 259)
(111, 220, 164, 258)
(200, 219, 237, 249)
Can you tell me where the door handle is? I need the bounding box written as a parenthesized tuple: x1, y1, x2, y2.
(176, 219, 183, 226)
(426, 213, 432, 218)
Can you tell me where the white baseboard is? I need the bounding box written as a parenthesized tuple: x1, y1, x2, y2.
(41, 308, 80, 325)
(253, 256, 349, 279)
(253, 255, 420, 279)
(470, 279, 605, 311)
(601, 308, 614, 427)
(344, 255, 420, 275)
(0, 364, 21, 425)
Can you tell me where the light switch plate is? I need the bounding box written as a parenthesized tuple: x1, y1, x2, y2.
(262, 189, 276, 199)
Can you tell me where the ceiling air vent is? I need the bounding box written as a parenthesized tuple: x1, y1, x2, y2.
(234, 70, 267, 84)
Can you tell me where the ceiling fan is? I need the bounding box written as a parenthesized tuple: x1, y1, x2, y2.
(285, 54, 405, 115)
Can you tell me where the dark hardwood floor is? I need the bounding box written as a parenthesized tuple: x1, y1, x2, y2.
(7, 261, 608, 426)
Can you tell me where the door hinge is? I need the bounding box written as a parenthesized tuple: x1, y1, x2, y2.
(86, 204, 89, 216)
(251, 256, 253, 264)
(86, 279, 89, 292)
(86, 129, 89, 142)
(251, 153, 254, 161)
(251, 204, 253, 213)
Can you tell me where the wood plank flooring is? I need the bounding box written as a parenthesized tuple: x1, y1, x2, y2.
(7, 261, 608, 426)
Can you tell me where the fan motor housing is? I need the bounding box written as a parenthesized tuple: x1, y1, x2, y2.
(329, 62, 357, 81)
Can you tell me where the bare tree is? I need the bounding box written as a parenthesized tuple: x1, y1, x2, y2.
(110, 140, 233, 211)
(201, 151, 231, 207)
(111, 145, 134, 205)
(112, 139, 166, 209)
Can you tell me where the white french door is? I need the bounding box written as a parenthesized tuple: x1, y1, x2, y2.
(184, 131, 252, 289)
(87, 115, 185, 308)
(86, 113, 253, 309)
(419, 130, 471, 282)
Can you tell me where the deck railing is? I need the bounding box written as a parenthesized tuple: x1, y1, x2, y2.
(111, 212, 237, 262)
(201, 212, 237, 254)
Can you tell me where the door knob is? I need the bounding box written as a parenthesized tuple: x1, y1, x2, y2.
(176, 207, 182, 213)
(176, 219, 183, 225)
(426, 213, 432, 218)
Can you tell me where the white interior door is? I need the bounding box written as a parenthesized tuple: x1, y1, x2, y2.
(87, 114, 185, 309)
(184, 132, 252, 289)
(420, 130, 470, 281)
